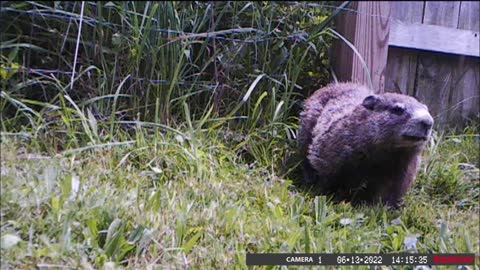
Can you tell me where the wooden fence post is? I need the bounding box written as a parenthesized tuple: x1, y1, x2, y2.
(332, 1, 391, 93)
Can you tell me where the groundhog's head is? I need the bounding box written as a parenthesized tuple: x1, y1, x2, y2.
(361, 93, 434, 148)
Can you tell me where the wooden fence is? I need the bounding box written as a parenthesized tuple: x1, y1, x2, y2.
(332, 1, 479, 129)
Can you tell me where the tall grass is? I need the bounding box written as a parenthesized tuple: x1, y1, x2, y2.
(2, 2, 479, 269)
(1, 1, 339, 153)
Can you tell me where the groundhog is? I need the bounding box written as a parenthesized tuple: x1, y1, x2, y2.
(298, 82, 434, 208)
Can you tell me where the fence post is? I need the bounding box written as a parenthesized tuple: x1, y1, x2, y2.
(331, 1, 391, 93)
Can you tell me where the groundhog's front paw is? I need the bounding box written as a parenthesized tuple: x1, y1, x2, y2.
(385, 198, 404, 210)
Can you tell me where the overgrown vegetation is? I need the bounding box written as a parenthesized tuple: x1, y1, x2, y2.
(1, 1, 479, 269)
(1, 126, 479, 269)
(1, 1, 338, 150)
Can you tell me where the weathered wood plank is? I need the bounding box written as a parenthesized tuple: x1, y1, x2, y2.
(385, 1, 424, 95)
(332, 1, 391, 93)
(448, 56, 480, 125)
(352, 1, 391, 93)
(423, 1, 461, 28)
(415, 53, 459, 127)
(385, 48, 418, 95)
(331, 1, 358, 84)
(415, 1, 461, 127)
(389, 1, 424, 23)
(389, 21, 480, 57)
(458, 1, 480, 31)
(452, 1, 480, 125)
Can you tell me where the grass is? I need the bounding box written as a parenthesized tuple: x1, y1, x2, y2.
(1, 1, 479, 269)
(1, 125, 479, 269)
(0, 1, 335, 132)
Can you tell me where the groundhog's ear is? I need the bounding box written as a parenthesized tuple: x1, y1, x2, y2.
(362, 95, 381, 110)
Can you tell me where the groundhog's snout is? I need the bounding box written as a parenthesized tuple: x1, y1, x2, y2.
(403, 108, 434, 141)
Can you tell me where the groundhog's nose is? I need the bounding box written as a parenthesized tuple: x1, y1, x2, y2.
(412, 108, 434, 132)
(420, 118, 433, 130)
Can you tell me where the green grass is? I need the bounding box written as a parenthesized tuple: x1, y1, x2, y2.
(1, 1, 335, 134)
(1, 126, 479, 269)
(1, 1, 479, 269)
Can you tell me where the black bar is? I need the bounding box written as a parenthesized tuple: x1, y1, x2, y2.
(246, 253, 477, 266)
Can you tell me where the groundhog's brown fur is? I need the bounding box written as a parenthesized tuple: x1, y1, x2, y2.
(298, 82, 434, 208)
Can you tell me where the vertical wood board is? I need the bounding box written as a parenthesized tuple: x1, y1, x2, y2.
(331, 1, 358, 83)
(415, 1, 461, 127)
(385, 1, 424, 96)
(332, 1, 391, 93)
(351, 1, 391, 93)
(453, 1, 480, 124)
(423, 1, 461, 28)
(458, 1, 480, 31)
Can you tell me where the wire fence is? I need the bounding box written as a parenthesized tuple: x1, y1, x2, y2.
(2, 2, 332, 88)
(2, 1, 479, 123)
(2, 1, 404, 28)
(2, 1, 416, 42)
(1, 66, 297, 90)
(2, 1, 469, 85)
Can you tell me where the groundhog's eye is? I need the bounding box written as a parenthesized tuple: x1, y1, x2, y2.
(391, 105, 405, 115)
